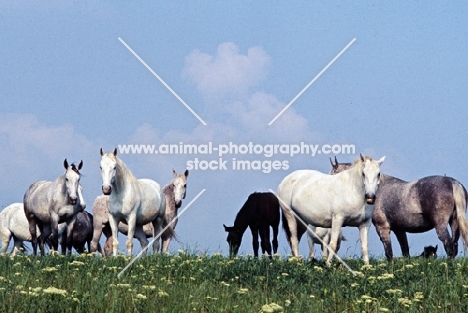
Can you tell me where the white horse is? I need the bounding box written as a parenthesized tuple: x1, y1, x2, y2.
(100, 148, 166, 256)
(278, 153, 385, 265)
(1, 185, 86, 256)
(24, 159, 84, 255)
(307, 227, 346, 261)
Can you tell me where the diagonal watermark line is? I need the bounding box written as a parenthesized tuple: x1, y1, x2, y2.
(268, 38, 356, 125)
(268, 189, 356, 275)
(117, 188, 206, 278)
(118, 37, 207, 126)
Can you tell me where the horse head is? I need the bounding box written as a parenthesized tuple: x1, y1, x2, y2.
(223, 224, 242, 257)
(172, 169, 189, 207)
(329, 156, 352, 175)
(421, 245, 438, 258)
(63, 159, 83, 205)
(360, 153, 385, 204)
(100, 148, 118, 195)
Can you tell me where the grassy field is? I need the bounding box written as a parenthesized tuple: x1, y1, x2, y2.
(0, 252, 467, 312)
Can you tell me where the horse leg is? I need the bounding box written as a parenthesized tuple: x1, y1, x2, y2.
(39, 225, 51, 256)
(260, 226, 272, 258)
(322, 230, 331, 259)
(306, 225, 317, 261)
(326, 217, 345, 266)
(450, 215, 460, 257)
(281, 209, 300, 256)
(151, 216, 164, 254)
(250, 227, 260, 258)
(11, 237, 23, 257)
(26, 214, 38, 256)
(107, 214, 120, 256)
(125, 214, 137, 256)
(65, 217, 76, 255)
(90, 222, 104, 254)
(272, 225, 279, 255)
(134, 226, 149, 256)
(394, 231, 410, 258)
(374, 222, 394, 260)
(434, 224, 454, 258)
(0, 229, 11, 255)
(358, 219, 372, 265)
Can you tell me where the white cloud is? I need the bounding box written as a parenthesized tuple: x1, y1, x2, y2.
(182, 42, 270, 100)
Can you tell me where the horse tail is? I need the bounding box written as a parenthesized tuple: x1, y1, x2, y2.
(453, 181, 468, 253)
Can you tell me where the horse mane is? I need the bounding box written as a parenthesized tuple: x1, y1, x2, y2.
(70, 163, 82, 177)
(107, 153, 139, 190)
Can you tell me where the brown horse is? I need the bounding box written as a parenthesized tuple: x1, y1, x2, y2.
(223, 192, 280, 258)
(330, 157, 468, 259)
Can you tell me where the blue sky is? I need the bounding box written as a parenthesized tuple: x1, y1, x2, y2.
(1, 2, 468, 260)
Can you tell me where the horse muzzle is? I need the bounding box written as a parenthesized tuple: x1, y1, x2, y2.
(102, 185, 112, 195)
(365, 194, 376, 204)
(69, 197, 78, 205)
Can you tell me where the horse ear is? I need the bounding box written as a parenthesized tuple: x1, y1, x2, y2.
(377, 156, 386, 165)
(78, 160, 83, 170)
(184, 169, 189, 178)
(113, 147, 117, 156)
(435, 245, 438, 251)
(173, 169, 177, 178)
(329, 157, 335, 167)
(360, 153, 365, 162)
(64, 159, 69, 169)
(223, 224, 228, 231)
(100, 148, 104, 156)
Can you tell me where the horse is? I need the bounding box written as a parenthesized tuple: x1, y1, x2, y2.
(420, 245, 438, 258)
(91, 169, 187, 255)
(52, 211, 101, 254)
(330, 157, 468, 259)
(99, 148, 166, 256)
(161, 169, 188, 253)
(279, 153, 385, 266)
(1, 185, 86, 256)
(223, 192, 280, 258)
(307, 227, 346, 261)
(24, 159, 84, 255)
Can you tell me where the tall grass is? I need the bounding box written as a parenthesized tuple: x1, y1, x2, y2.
(0, 252, 467, 312)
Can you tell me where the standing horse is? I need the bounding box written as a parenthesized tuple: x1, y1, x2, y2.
(1, 185, 86, 256)
(279, 154, 385, 266)
(223, 192, 280, 258)
(161, 169, 188, 253)
(24, 159, 84, 255)
(99, 148, 166, 256)
(330, 157, 468, 259)
(91, 169, 187, 255)
(53, 211, 100, 254)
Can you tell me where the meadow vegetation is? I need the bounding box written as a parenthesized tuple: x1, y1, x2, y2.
(0, 251, 467, 312)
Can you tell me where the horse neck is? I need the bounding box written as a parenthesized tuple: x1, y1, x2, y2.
(344, 162, 365, 194)
(163, 182, 177, 211)
(233, 206, 250, 234)
(113, 158, 138, 195)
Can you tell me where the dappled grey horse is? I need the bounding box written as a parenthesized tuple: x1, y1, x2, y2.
(330, 157, 468, 259)
(24, 159, 84, 255)
(1, 185, 86, 256)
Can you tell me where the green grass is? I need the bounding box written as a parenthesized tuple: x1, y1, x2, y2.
(1, 252, 468, 312)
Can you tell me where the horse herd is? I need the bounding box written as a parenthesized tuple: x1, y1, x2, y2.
(224, 154, 468, 265)
(0, 149, 189, 257)
(0, 149, 466, 266)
